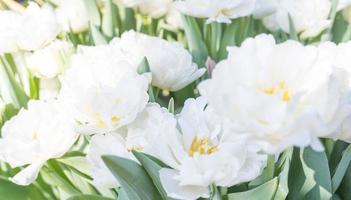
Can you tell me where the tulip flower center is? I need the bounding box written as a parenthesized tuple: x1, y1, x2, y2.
(188, 136, 218, 157)
(259, 81, 291, 102)
(92, 113, 120, 128)
(32, 132, 38, 140)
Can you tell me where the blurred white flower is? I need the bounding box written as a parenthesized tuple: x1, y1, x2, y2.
(338, 0, 351, 11)
(252, 0, 278, 18)
(113, 0, 140, 7)
(113, 0, 173, 18)
(198, 34, 350, 154)
(174, 0, 256, 24)
(159, 98, 266, 200)
(165, 6, 183, 29)
(59, 45, 150, 134)
(342, 5, 351, 23)
(54, 0, 90, 33)
(0, 11, 21, 54)
(17, 3, 61, 51)
(113, 30, 205, 91)
(0, 100, 78, 185)
(87, 103, 178, 188)
(26, 40, 74, 79)
(39, 78, 61, 100)
(262, 0, 331, 39)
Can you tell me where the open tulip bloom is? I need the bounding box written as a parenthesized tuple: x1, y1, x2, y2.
(3, 0, 351, 199)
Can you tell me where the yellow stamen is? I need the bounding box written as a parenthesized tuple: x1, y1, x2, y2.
(32, 132, 38, 140)
(111, 115, 120, 123)
(188, 137, 218, 157)
(162, 89, 170, 97)
(260, 81, 291, 102)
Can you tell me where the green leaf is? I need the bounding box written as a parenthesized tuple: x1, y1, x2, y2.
(288, 147, 332, 200)
(273, 148, 292, 200)
(60, 162, 95, 195)
(137, 57, 151, 74)
(226, 177, 278, 200)
(122, 8, 136, 31)
(167, 98, 174, 114)
(288, 14, 298, 41)
(84, 0, 101, 27)
(41, 163, 79, 195)
(332, 145, 351, 192)
(219, 22, 237, 60)
(90, 24, 108, 45)
(182, 16, 208, 66)
(209, 23, 222, 61)
(132, 151, 170, 200)
(57, 156, 91, 177)
(0, 176, 46, 200)
(0, 56, 29, 108)
(102, 0, 118, 39)
(337, 159, 351, 199)
(67, 194, 114, 200)
(118, 188, 131, 200)
(249, 155, 275, 188)
(102, 155, 162, 200)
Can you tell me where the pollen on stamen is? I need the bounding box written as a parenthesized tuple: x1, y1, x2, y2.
(32, 132, 38, 140)
(188, 136, 218, 157)
(111, 115, 120, 123)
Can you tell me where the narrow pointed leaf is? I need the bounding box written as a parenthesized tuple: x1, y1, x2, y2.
(132, 151, 170, 200)
(67, 195, 114, 200)
(182, 16, 208, 66)
(226, 177, 278, 200)
(90, 24, 108, 45)
(102, 155, 162, 200)
(102, 0, 118, 39)
(84, 0, 101, 27)
(332, 145, 351, 192)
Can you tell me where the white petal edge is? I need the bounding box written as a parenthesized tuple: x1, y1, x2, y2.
(10, 160, 46, 186)
(159, 168, 209, 200)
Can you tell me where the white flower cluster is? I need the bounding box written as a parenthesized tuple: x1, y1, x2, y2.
(2, 1, 351, 200)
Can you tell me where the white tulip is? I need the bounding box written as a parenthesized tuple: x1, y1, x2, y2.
(252, 0, 278, 18)
(87, 103, 178, 188)
(17, 3, 60, 51)
(137, 0, 173, 18)
(262, 0, 331, 39)
(59, 45, 150, 134)
(0, 100, 78, 185)
(158, 98, 266, 200)
(0, 11, 21, 54)
(26, 40, 74, 79)
(165, 7, 183, 29)
(113, 0, 172, 18)
(198, 34, 350, 154)
(324, 41, 351, 142)
(112, 30, 205, 91)
(54, 0, 90, 33)
(0, 3, 60, 53)
(174, 0, 256, 24)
